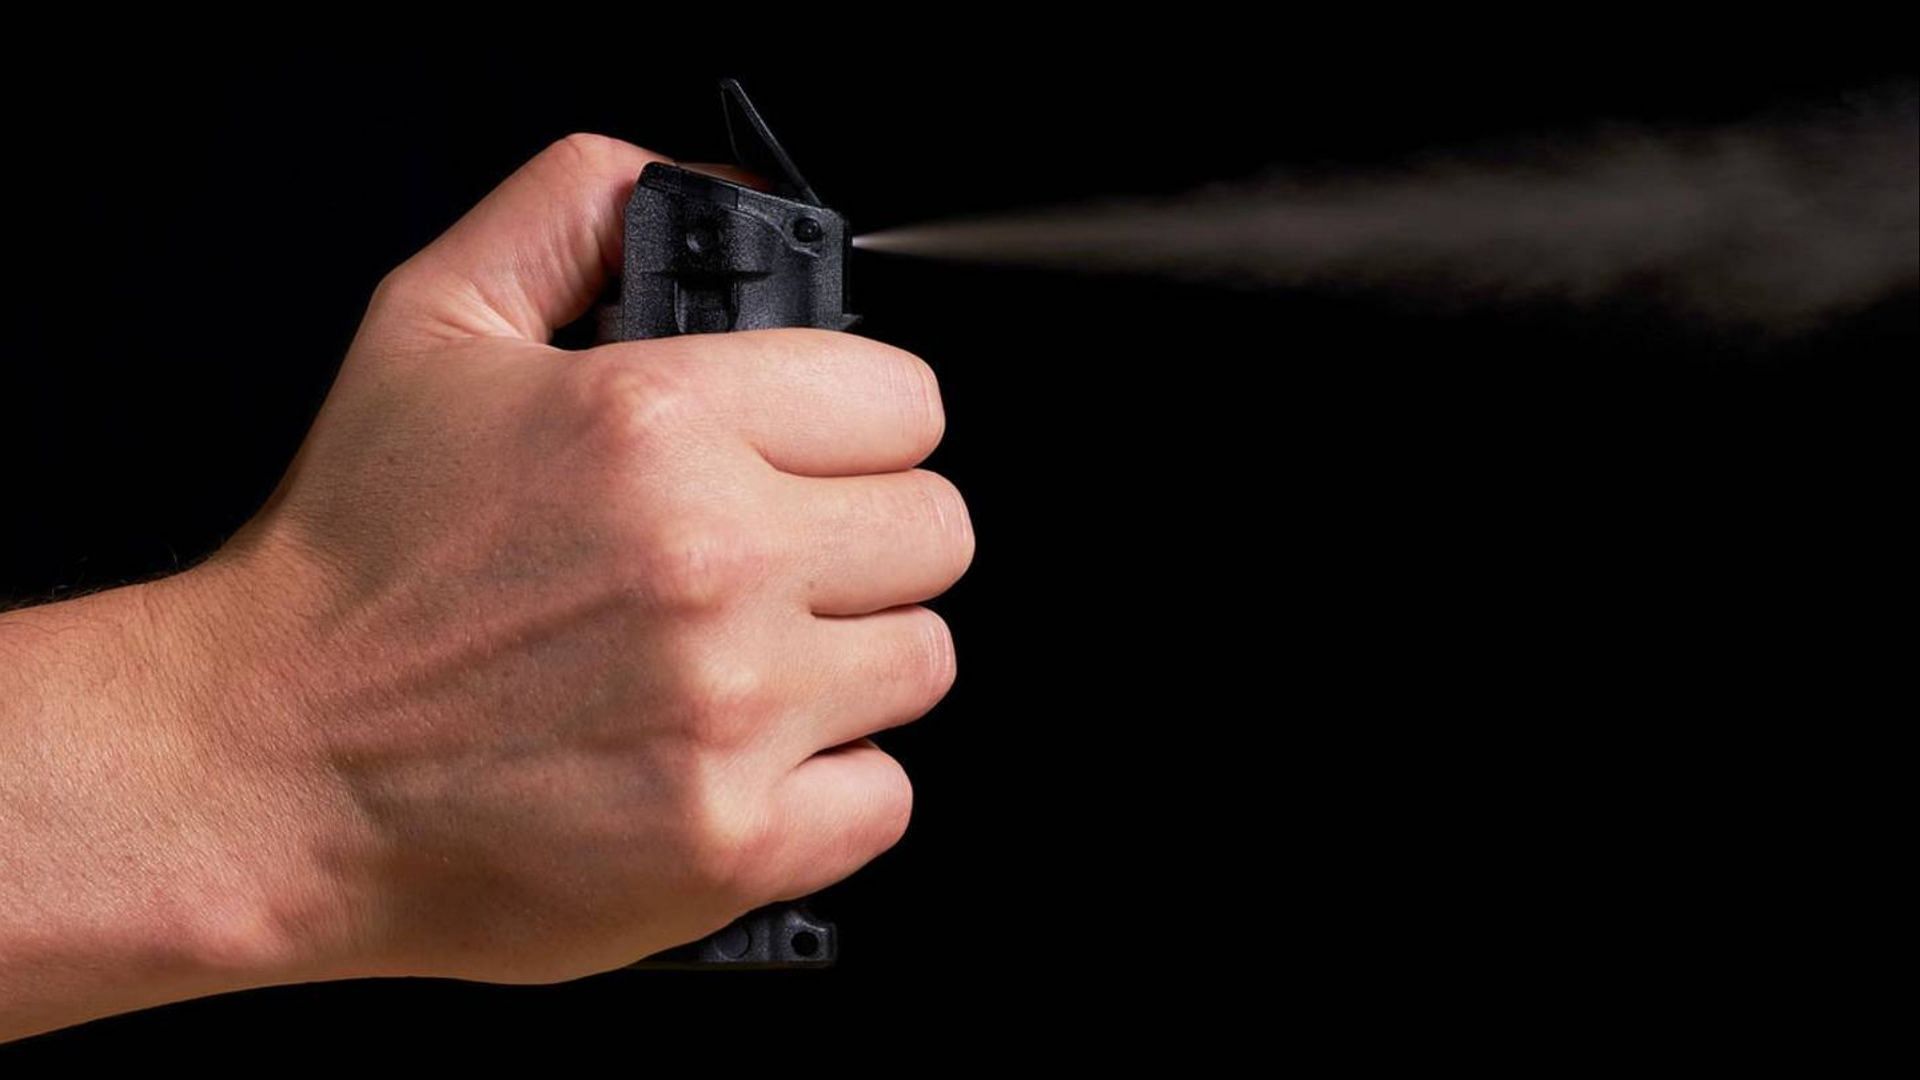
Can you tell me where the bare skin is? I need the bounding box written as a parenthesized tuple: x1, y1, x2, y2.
(0, 134, 972, 1042)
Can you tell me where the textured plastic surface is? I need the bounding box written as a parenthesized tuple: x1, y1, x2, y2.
(604, 81, 850, 969)
(617, 163, 855, 339)
(634, 903, 837, 970)
(721, 76, 822, 206)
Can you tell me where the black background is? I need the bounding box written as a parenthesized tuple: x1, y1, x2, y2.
(4, 28, 1910, 1059)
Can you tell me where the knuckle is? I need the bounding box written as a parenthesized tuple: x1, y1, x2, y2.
(547, 131, 628, 174)
(573, 354, 703, 461)
(896, 351, 946, 461)
(630, 520, 768, 614)
(672, 645, 770, 746)
(914, 471, 975, 571)
(672, 777, 766, 896)
(367, 255, 430, 316)
(370, 259, 411, 302)
(867, 755, 915, 853)
(907, 608, 959, 708)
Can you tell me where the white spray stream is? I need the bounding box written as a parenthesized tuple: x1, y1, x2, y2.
(854, 88, 1919, 329)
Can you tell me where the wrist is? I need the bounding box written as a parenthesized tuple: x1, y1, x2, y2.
(0, 551, 349, 1038)
(132, 540, 375, 987)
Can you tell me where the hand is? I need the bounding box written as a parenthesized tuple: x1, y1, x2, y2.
(0, 131, 971, 1034)
(235, 133, 973, 981)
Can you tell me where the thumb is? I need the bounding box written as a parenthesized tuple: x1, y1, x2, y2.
(372, 133, 668, 345)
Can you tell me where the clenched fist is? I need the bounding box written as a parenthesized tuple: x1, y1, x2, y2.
(0, 134, 971, 1038)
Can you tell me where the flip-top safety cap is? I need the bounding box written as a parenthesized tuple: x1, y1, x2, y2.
(721, 78, 823, 206)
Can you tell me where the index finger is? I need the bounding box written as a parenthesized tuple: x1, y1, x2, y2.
(596, 328, 945, 477)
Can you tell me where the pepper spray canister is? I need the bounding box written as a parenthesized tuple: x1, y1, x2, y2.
(602, 79, 853, 969)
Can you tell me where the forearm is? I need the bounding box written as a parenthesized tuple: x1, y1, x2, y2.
(0, 560, 345, 1042)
